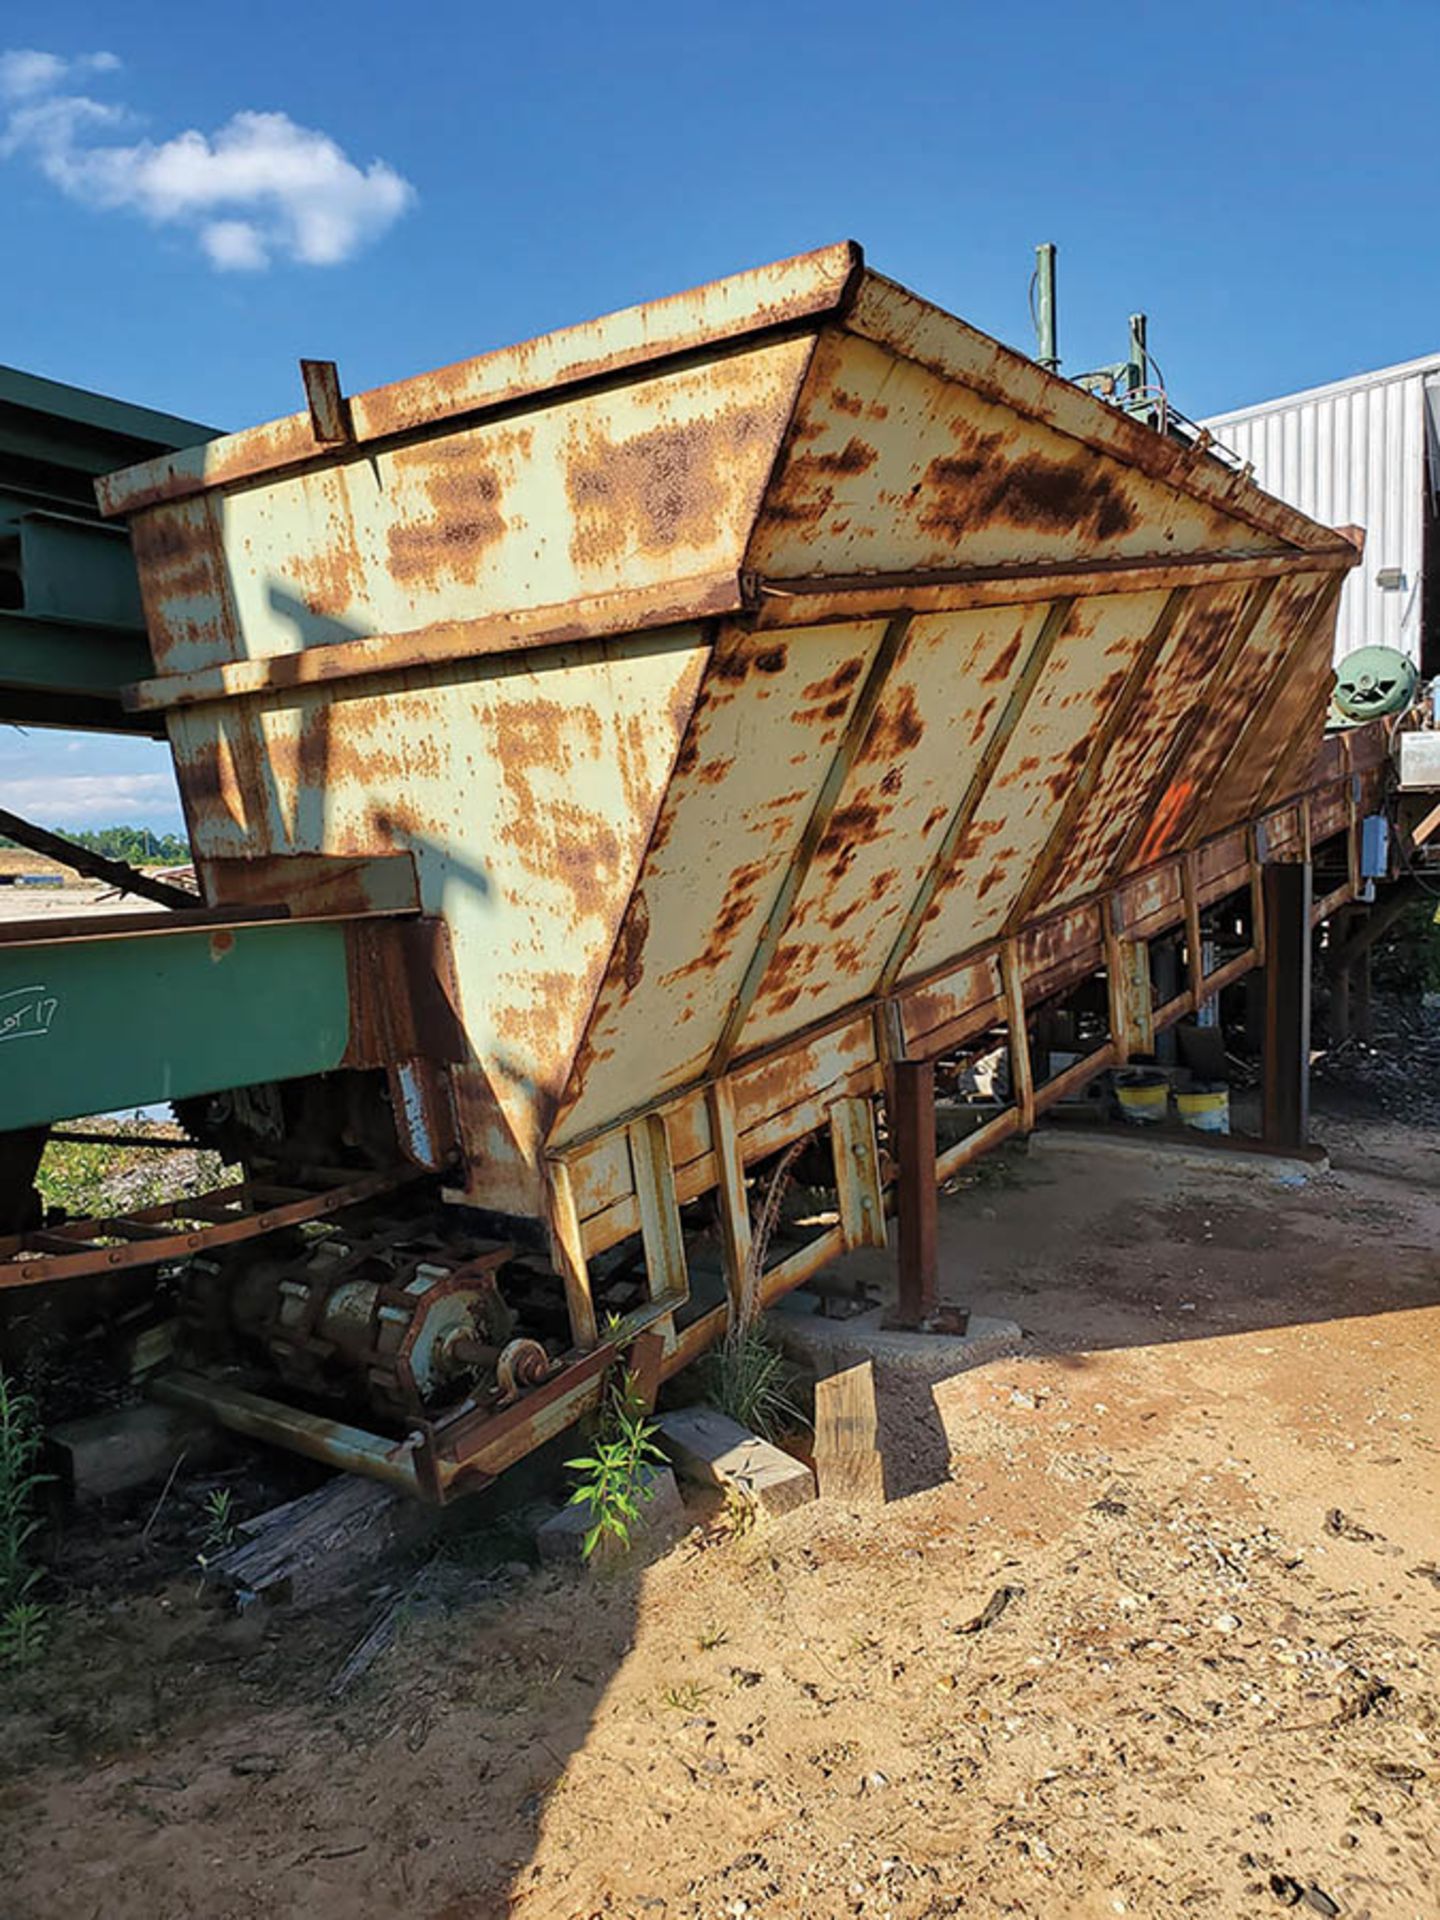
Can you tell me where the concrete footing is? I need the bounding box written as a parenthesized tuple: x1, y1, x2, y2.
(1031, 1123, 1325, 1185)
(536, 1463, 686, 1566)
(769, 1294, 1021, 1376)
(48, 1401, 221, 1500)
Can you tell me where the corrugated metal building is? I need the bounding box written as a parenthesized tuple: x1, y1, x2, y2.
(1204, 353, 1440, 672)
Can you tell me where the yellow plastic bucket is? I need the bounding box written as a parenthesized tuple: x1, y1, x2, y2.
(1176, 1085, 1230, 1135)
(1115, 1070, 1168, 1125)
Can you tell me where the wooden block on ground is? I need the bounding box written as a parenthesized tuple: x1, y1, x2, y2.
(813, 1361, 886, 1505)
(537, 1463, 685, 1566)
(48, 1402, 219, 1500)
(204, 1473, 432, 1609)
(656, 1405, 815, 1517)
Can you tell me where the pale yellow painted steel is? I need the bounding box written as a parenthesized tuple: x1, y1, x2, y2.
(746, 332, 1279, 585)
(170, 630, 709, 1215)
(551, 620, 889, 1146)
(737, 602, 1047, 1054)
(1032, 579, 1257, 914)
(144, 340, 813, 679)
(100, 244, 861, 517)
(907, 590, 1170, 972)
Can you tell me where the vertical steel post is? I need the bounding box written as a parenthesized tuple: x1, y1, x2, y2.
(1263, 861, 1312, 1151)
(707, 1079, 753, 1321)
(628, 1111, 687, 1302)
(546, 1160, 598, 1351)
(892, 1059, 938, 1328)
(1152, 940, 1179, 1063)
(1127, 312, 1148, 396)
(1035, 243, 1059, 373)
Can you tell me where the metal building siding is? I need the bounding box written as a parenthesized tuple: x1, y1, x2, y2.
(1205, 357, 1438, 662)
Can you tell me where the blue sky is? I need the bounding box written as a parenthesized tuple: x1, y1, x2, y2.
(5, 0, 1439, 833)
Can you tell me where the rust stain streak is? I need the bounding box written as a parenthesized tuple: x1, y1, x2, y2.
(877, 597, 1075, 993)
(1195, 574, 1345, 841)
(1116, 578, 1279, 873)
(1003, 586, 1190, 931)
(707, 614, 913, 1074)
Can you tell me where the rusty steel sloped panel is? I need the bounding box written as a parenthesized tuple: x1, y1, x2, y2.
(554, 620, 890, 1144)
(99, 245, 862, 517)
(903, 590, 1171, 975)
(168, 629, 710, 1216)
(834, 269, 1343, 561)
(1128, 568, 1344, 871)
(736, 603, 1049, 1054)
(129, 337, 815, 681)
(1026, 579, 1259, 916)
(1199, 577, 1347, 826)
(745, 328, 1281, 584)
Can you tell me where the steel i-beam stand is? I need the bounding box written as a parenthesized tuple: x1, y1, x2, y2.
(1262, 860, 1312, 1152)
(891, 1058, 938, 1328)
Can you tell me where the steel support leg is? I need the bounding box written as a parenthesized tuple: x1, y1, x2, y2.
(1263, 861, 1312, 1151)
(891, 1059, 938, 1328)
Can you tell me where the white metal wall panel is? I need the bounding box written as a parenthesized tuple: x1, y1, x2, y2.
(1205, 356, 1439, 663)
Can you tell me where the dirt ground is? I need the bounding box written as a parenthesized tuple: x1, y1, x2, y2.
(2, 1083, 1437, 1919)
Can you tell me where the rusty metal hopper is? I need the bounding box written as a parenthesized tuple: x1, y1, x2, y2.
(101, 242, 1365, 1354)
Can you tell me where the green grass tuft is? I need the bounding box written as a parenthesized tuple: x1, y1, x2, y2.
(695, 1321, 805, 1442)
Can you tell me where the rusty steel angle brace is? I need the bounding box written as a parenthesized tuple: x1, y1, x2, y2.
(1003, 586, 1190, 933)
(1109, 577, 1278, 877)
(878, 596, 1076, 994)
(708, 612, 913, 1073)
(1249, 576, 1348, 819)
(544, 1159, 599, 1351)
(1194, 575, 1343, 840)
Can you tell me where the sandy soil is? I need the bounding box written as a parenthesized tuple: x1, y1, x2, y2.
(2, 1094, 1437, 1919)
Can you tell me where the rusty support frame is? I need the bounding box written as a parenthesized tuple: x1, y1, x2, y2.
(627, 1110, 687, 1303)
(1182, 851, 1205, 1009)
(545, 1160, 598, 1351)
(147, 832, 1357, 1507)
(705, 1078, 753, 1319)
(1000, 938, 1036, 1130)
(152, 1372, 423, 1493)
(828, 1094, 886, 1251)
(1104, 902, 1154, 1064)
(0, 1166, 422, 1291)
(554, 766, 1377, 1264)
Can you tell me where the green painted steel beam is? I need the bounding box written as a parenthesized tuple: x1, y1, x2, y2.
(0, 363, 217, 455)
(0, 611, 152, 698)
(16, 514, 145, 628)
(0, 920, 355, 1131)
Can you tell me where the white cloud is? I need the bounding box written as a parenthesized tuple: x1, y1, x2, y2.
(0, 49, 414, 271)
(201, 217, 269, 272)
(0, 771, 182, 827)
(0, 49, 118, 102)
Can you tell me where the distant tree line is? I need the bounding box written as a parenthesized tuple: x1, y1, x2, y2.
(0, 825, 189, 865)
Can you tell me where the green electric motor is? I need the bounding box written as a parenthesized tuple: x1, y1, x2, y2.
(1332, 645, 1420, 723)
